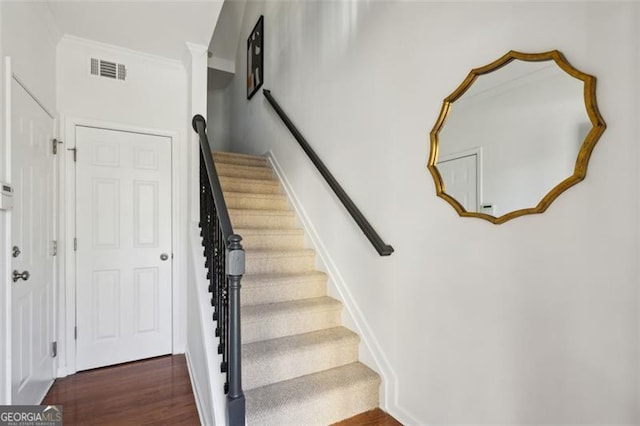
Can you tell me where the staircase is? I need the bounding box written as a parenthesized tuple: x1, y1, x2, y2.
(213, 151, 381, 425)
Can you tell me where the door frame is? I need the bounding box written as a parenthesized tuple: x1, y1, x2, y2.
(59, 117, 185, 376)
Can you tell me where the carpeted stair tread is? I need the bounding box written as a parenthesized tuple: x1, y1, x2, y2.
(243, 248, 314, 258)
(229, 208, 295, 217)
(241, 297, 342, 343)
(242, 271, 327, 305)
(243, 248, 316, 274)
(234, 227, 306, 250)
(223, 192, 290, 211)
(243, 327, 359, 390)
(243, 270, 327, 287)
(213, 151, 267, 167)
(235, 227, 304, 237)
(242, 296, 341, 322)
(245, 362, 380, 426)
(229, 209, 297, 229)
(244, 249, 315, 274)
(215, 162, 275, 180)
(219, 175, 280, 186)
(219, 176, 281, 194)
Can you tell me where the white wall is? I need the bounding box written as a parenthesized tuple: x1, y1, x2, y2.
(0, 1, 60, 404)
(1, 2, 58, 111)
(208, 87, 232, 152)
(225, 2, 639, 424)
(57, 36, 190, 371)
(57, 36, 189, 132)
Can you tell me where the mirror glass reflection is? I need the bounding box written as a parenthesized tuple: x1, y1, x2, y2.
(430, 51, 604, 223)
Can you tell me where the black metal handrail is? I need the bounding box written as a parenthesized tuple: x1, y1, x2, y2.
(192, 114, 245, 426)
(263, 89, 394, 256)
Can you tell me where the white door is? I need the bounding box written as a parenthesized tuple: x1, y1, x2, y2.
(75, 126, 172, 371)
(11, 79, 56, 404)
(437, 154, 478, 212)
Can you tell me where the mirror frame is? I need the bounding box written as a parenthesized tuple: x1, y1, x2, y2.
(428, 50, 606, 224)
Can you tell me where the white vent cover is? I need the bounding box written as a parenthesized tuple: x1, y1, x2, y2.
(90, 58, 127, 81)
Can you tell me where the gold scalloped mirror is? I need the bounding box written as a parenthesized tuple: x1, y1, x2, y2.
(428, 50, 606, 224)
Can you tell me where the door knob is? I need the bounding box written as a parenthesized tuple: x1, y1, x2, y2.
(12, 270, 30, 283)
(12, 246, 21, 258)
(160, 253, 169, 261)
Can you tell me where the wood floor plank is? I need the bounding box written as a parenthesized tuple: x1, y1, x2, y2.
(332, 408, 403, 426)
(42, 355, 200, 425)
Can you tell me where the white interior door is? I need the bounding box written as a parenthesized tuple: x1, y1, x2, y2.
(75, 126, 172, 371)
(437, 154, 478, 212)
(11, 78, 56, 404)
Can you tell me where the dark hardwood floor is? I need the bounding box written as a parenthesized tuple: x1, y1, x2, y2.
(43, 355, 199, 425)
(43, 354, 401, 425)
(333, 408, 403, 426)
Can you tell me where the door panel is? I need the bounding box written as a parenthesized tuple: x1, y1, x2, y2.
(10, 79, 56, 405)
(438, 154, 478, 212)
(75, 127, 172, 371)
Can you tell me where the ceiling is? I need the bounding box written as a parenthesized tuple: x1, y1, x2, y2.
(206, 0, 246, 89)
(47, 1, 224, 60)
(208, 0, 246, 67)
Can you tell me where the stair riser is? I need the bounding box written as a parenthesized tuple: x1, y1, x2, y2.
(225, 196, 289, 211)
(242, 280, 326, 306)
(245, 254, 315, 274)
(213, 154, 267, 168)
(247, 377, 380, 426)
(220, 180, 281, 194)
(240, 233, 305, 250)
(230, 213, 296, 229)
(216, 164, 274, 180)
(243, 341, 359, 390)
(242, 308, 342, 344)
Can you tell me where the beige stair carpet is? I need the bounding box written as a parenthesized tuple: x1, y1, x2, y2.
(212, 151, 380, 426)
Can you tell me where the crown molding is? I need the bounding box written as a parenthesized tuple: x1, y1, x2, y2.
(184, 42, 209, 56)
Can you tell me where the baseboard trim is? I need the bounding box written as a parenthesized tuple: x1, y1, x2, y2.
(266, 150, 406, 414)
(185, 350, 207, 426)
(36, 380, 55, 405)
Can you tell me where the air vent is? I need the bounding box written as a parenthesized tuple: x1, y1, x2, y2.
(90, 58, 127, 81)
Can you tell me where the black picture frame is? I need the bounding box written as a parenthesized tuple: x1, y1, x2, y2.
(247, 15, 264, 100)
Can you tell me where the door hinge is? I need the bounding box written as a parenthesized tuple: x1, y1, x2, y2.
(74, 326, 77, 340)
(74, 237, 77, 251)
(68, 147, 77, 162)
(52, 139, 62, 155)
(51, 341, 57, 358)
(51, 240, 58, 256)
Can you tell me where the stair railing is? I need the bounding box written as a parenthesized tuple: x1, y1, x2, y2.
(263, 89, 394, 256)
(192, 114, 246, 425)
